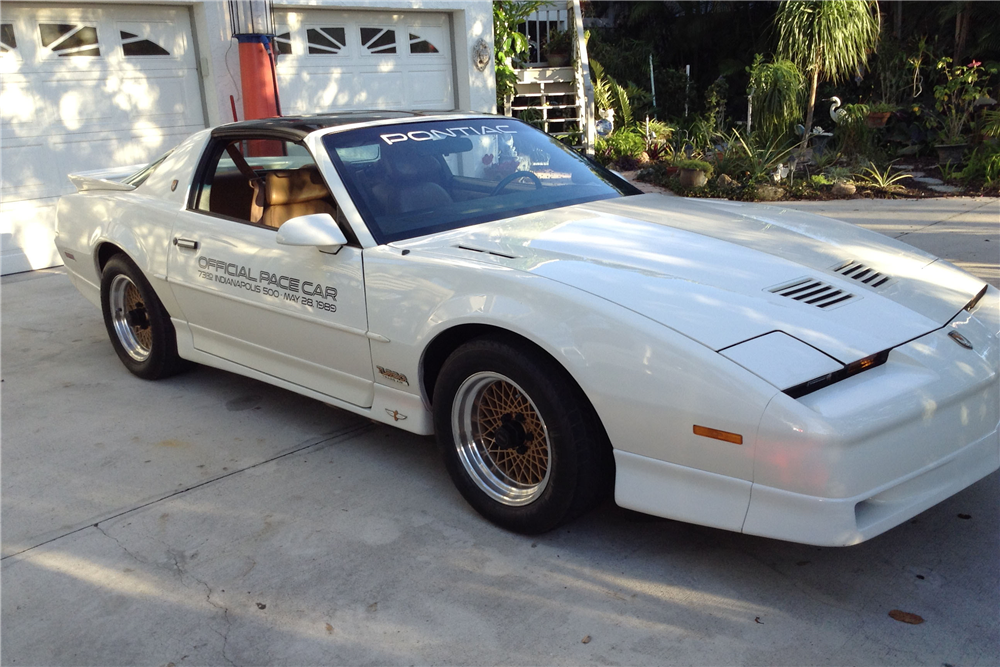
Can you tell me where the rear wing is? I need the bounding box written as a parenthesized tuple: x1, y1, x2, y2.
(67, 164, 145, 192)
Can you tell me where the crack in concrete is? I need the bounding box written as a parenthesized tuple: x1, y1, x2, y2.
(95, 525, 237, 666)
(193, 572, 237, 667)
(2, 423, 373, 561)
(93, 524, 150, 568)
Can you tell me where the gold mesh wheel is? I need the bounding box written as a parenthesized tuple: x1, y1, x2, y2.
(109, 274, 152, 362)
(452, 372, 551, 506)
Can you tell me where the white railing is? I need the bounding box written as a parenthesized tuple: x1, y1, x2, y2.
(517, 3, 568, 67)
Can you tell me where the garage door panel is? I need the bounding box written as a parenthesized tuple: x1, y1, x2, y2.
(0, 80, 43, 129)
(355, 69, 405, 108)
(1, 200, 60, 275)
(1, 143, 53, 196)
(276, 9, 454, 113)
(115, 72, 201, 122)
(278, 69, 350, 113)
(0, 3, 204, 274)
(407, 69, 454, 108)
(40, 79, 125, 128)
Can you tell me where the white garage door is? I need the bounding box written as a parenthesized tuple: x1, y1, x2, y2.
(274, 10, 454, 114)
(0, 4, 205, 275)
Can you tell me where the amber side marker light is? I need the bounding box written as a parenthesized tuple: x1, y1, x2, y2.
(693, 425, 743, 445)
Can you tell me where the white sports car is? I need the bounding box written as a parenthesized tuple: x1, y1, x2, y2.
(55, 112, 999, 545)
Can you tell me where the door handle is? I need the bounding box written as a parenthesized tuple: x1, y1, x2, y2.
(174, 237, 199, 250)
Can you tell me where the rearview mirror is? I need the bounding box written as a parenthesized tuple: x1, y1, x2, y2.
(276, 213, 348, 254)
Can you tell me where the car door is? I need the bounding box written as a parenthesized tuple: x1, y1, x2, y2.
(166, 135, 374, 407)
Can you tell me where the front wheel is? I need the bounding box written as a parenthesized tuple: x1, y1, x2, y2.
(433, 337, 612, 534)
(100, 254, 184, 380)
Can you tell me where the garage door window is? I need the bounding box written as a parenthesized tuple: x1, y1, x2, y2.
(39, 23, 100, 57)
(360, 28, 395, 55)
(120, 31, 169, 57)
(307, 27, 346, 55)
(1, 23, 17, 55)
(275, 30, 292, 55)
(408, 33, 439, 54)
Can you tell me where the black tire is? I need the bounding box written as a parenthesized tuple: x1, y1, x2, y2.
(433, 336, 613, 534)
(100, 254, 184, 380)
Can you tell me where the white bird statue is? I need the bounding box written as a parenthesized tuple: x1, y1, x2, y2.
(825, 96, 845, 124)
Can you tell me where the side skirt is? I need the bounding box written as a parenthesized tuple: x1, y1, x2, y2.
(172, 319, 434, 435)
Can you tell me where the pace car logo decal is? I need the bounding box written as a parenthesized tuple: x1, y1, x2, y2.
(196, 256, 338, 312)
(385, 409, 408, 421)
(376, 366, 409, 386)
(380, 125, 516, 145)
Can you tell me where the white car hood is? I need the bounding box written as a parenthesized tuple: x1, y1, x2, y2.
(403, 194, 985, 363)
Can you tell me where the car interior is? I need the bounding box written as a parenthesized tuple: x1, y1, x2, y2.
(194, 139, 339, 231)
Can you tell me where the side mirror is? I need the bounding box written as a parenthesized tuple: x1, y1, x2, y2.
(276, 213, 348, 253)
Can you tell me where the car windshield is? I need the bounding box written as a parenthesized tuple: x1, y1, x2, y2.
(323, 118, 639, 244)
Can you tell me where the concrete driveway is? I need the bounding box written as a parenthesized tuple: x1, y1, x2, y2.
(2, 197, 998, 666)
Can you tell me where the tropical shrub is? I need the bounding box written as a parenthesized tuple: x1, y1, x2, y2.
(493, 1, 544, 111)
(747, 55, 805, 144)
(960, 143, 1000, 184)
(595, 130, 645, 166)
(675, 159, 715, 179)
(933, 57, 999, 144)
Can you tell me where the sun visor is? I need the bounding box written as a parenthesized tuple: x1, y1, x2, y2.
(721, 332, 843, 391)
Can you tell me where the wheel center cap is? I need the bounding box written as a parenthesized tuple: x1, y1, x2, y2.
(126, 307, 149, 329)
(493, 414, 530, 455)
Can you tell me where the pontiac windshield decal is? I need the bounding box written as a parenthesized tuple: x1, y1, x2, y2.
(380, 125, 516, 145)
(197, 256, 337, 311)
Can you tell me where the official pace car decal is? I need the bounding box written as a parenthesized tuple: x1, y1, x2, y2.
(380, 124, 516, 145)
(197, 256, 337, 312)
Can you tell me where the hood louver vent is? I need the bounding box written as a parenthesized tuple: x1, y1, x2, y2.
(769, 278, 858, 309)
(833, 260, 892, 288)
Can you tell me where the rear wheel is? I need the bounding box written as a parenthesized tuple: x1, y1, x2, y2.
(100, 254, 184, 379)
(433, 336, 612, 534)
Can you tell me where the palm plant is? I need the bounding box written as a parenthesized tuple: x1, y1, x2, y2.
(748, 54, 805, 144)
(775, 0, 881, 152)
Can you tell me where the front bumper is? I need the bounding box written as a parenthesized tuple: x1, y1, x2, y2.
(615, 287, 999, 546)
(743, 422, 998, 546)
(744, 290, 999, 545)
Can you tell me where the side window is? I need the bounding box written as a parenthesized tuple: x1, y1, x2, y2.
(192, 138, 338, 231)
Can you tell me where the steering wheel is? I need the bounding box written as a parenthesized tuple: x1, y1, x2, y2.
(490, 170, 542, 196)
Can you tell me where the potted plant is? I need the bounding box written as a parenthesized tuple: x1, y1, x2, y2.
(675, 158, 714, 188)
(543, 28, 573, 67)
(866, 102, 898, 128)
(932, 57, 998, 164)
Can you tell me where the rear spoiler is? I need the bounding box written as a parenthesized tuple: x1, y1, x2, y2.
(68, 164, 145, 192)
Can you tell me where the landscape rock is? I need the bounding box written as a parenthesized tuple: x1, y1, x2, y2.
(716, 174, 736, 189)
(928, 184, 962, 193)
(832, 182, 857, 197)
(755, 185, 785, 201)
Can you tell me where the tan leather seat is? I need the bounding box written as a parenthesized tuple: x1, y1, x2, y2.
(251, 166, 337, 229)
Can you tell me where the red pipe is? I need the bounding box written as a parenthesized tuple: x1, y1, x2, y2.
(237, 38, 280, 121)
